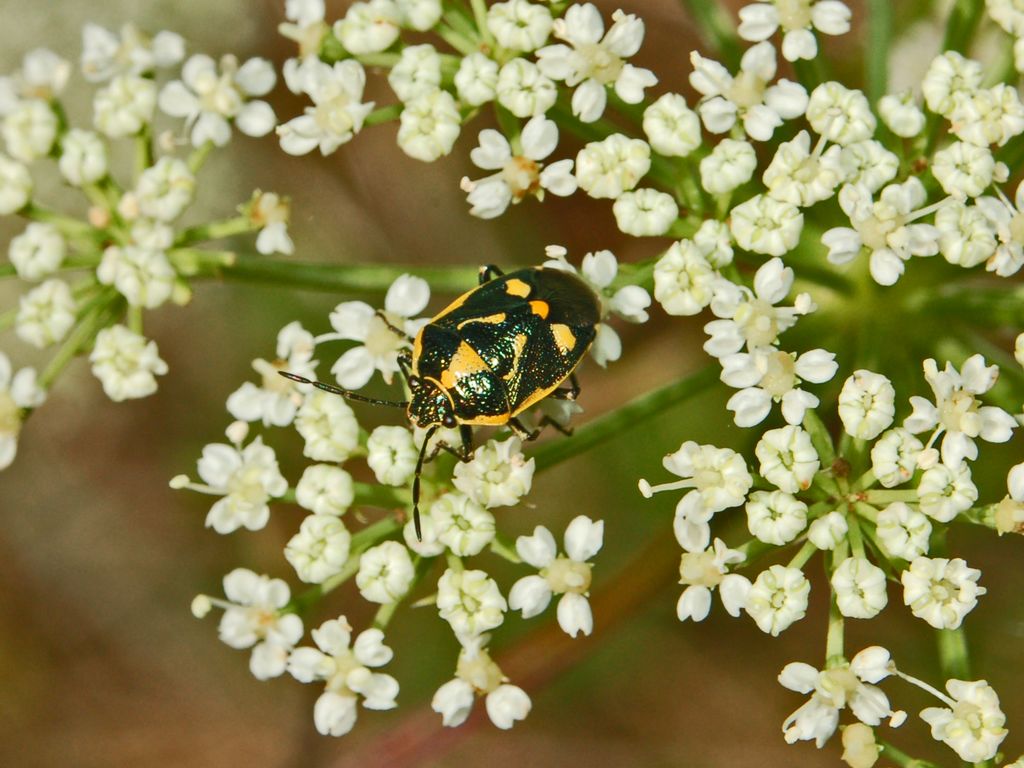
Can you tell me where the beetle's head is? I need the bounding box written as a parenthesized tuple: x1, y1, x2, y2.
(406, 375, 457, 429)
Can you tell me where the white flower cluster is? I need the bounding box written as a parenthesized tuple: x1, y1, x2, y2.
(0, 25, 296, 474)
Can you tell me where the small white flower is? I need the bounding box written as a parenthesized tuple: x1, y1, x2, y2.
(746, 564, 810, 635)
(432, 635, 531, 729)
(704, 257, 813, 357)
(81, 23, 184, 82)
(58, 129, 108, 187)
(901, 556, 985, 630)
(227, 321, 317, 427)
(613, 188, 678, 236)
(0, 153, 32, 214)
(295, 464, 355, 516)
(356, 541, 415, 603)
(437, 568, 508, 639)
(324, 273, 430, 389)
(0, 48, 70, 109)
(285, 514, 352, 583)
(508, 516, 603, 637)
(2, 99, 58, 163)
(676, 538, 749, 622)
(699, 138, 757, 194)
(487, 0, 552, 53)
(871, 428, 923, 488)
(642, 93, 701, 157)
(989, 0, 1024, 35)
(216, 568, 303, 680)
(277, 59, 375, 156)
(975, 180, 1024, 276)
(387, 44, 442, 102)
(574, 133, 650, 199)
(932, 142, 1002, 200)
(838, 370, 895, 440)
(333, 0, 401, 54)
(806, 81, 876, 146)
(452, 437, 535, 508)
(461, 115, 576, 219)
(721, 346, 837, 427)
(730, 194, 804, 257)
(398, 0, 443, 32)
(878, 91, 926, 137)
(431, 493, 496, 557)
(756, 424, 819, 493)
(193, 435, 288, 534)
(93, 75, 157, 137)
(652, 238, 717, 316)
(89, 325, 169, 402)
(995, 462, 1024, 535)
(904, 355, 1016, 468)
(536, 4, 656, 123)
(807, 510, 848, 549)
(366, 425, 418, 486)
(15, 279, 76, 349)
(159, 54, 276, 146)
(746, 490, 807, 545)
(455, 53, 499, 107)
(922, 51, 982, 118)
(294, 389, 360, 463)
(689, 42, 808, 141)
(763, 129, 845, 206)
(917, 463, 978, 522)
(279, 0, 329, 79)
(495, 58, 557, 118)
(935, 200, 998, 269)
(831, 557, 888, 619)
(920, 679, 1007, 763)
(779, 647, 898, 748)
(288, 616, 398, 736)
(0, 352, 46, 471)
(950, 84, 1024, 148)
(738, 0, 852, 61)
(876, 502, 931, 560)
(8, 222, 63, 280)
(692, 216, 736, 265)
(397, 89, 461, 162)
(96, 244, 176, 309)
(839, 139, 898, 193)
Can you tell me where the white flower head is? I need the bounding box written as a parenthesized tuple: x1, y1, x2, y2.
(643, 93, 701, 158)
(721, 346, 837, 427)
(333, 0, 401, 55)
(430, 493, 496, 557)
(574, 133, 650, 199)
(536, 4, 656, 123)
(975, 180, 1024, 276)
(0, 153, 32, 214)
(96, 244, 176, 309)
(89, 325, 169, 402)
(397, 89, 461, 162)
(652, 238, 717, 317)
(432, 635, 531, 729)
(8, 221, 64, 280)
(356, 541, 415, 603)
(746, 490, 807, 545)
(876, 502, 931, 560)
(387, 44, 442, 103)
(285, 514, 352, 584)
(901, 556, 985, 630)
(288, 616, 399, 736)
(838, 370, 896, 440)
(487, 0, 553, 53)
(756, 425, 820, 493)
(0, 48, 71, 110)
(870, 427, 923, 488)
(367, 425, 418, 486)
(453, 437, 535, 508)
(917, 463, 978, 522)
(81, 23, 184, 82)
(58, 129, 108, 187)
(93, 75, 157, 138)
(15, 279, 76, 349)
(904, 355, 1016, 468)
(936, 200, 997, 269)
(227, 321, 317, 427)
(509, 516, 603, 637)
(920, 679, 1007, 763)
(763, 129, 845, 206)
(278, 59, 374, 156)
(676, 538, 749, 622)
(689, 42, 808, 141)
(933, 142, 1004, 202)
(455, 53, 499, 107)
(738, 0, 852, 61)
(806, 82, 876, 146)
(461, 115, 576, 219)
(922, 51, 982, 118)
(878, 91, 926, 138)
(839, 139, 898, 193)
(294, 389, 360, 463)
(295, 464, 355, 517)
(0, 352, 46, 471)
(159, 54, 276, 147)
(437, 568, 507, 640)
(995, 462, 1024, 535)
(746, 564, 810, 635)
(807, 510, 848, 550)
(215, 568, 303, 680)
(613, 188, 678, 236)
(831, 557, 888, 619)
(949, 84, 1024, 148)
(2, 99, 58, 163)
(495, 58, 557, 118)
(699, 138, 757, 194)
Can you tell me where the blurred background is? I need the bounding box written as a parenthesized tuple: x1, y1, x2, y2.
(1, 1, 1021, 766)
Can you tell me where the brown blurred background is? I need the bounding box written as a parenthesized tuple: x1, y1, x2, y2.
(1, 1, 1021, 766)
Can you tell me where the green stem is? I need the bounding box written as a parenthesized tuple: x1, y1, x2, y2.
(678, 0, 741, 69)
(942, 0, 984, 54)
(533, 365, 720, 472)
(865, 0, 892, 104)
(354, 481, 410, 509)
(38, 292, 121, 390)
(468, 0, 494, 48)
(489, 532, 522, 563)
(175, 216, 253, 246)
(365, 104, 403, 126)
(21, 204, 99, 240)
(187, 141, 215, 174)
(825, 584, 845, 667)
(134, 126, 154, 181)
(864, 489, 918, 504)
(878, 741, 940, 768)
(786, 540, 817, 570)
(937, 626, 971, 680)
(217, 256, 480, 295)
(802, 409, 837, 467)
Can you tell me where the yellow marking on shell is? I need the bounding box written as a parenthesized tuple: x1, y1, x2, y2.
(505, 278, 531, 297)
(502, 333, 529, 381)
(450, 341, 489, 376)
(529, 300, 549, 319)
(456, 312, 506, 330)
(551, 324, 576, 355)
(462, 412, 512, 426)
(440, 369, 457, 389)
(412, 327, 425, 365)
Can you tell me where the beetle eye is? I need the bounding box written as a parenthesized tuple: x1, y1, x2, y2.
(442, 413, 456, 428)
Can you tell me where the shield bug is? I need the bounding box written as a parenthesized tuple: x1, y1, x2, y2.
(281, 265, 601, 538)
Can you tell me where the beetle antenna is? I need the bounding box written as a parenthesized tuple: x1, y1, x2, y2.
(412, 425, 438, 541)
(278, 371, 408, 407)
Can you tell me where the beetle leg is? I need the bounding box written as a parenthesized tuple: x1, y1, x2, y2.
(459, 424, 474, 461)
(547, 372, 581, 401)
(478, 264, 504, 284)
(375, 309, 413, 342)
(508, 416, 541, 441)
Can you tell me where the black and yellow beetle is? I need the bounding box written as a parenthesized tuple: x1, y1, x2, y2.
(282, 264, 601, 538)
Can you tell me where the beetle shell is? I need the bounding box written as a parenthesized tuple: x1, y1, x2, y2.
(408, 267, 600, 427)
